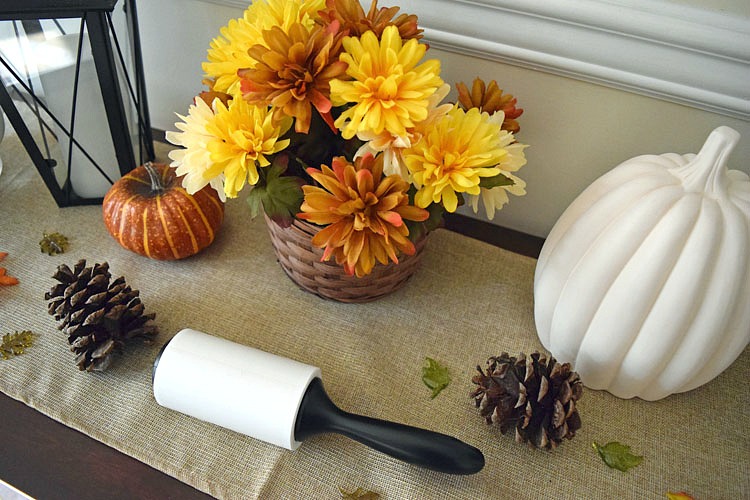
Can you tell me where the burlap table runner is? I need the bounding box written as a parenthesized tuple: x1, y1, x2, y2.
(0, 133, 748, 499)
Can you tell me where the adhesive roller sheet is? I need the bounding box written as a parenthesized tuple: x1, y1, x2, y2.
(153, 328, 484, 475)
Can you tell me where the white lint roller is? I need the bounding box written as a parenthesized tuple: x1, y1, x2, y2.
(153, 328, 484, 475)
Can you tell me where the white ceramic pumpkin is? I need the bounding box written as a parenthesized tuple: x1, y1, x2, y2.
(534, 126, 750, 401)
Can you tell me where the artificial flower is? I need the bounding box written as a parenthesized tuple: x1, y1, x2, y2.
(205, 97, 292, 198)
(318, 0, 423, 40)
(354, 83, 451, 179)
(298, 153, 429, 277)
(403, 106, 509, 213)
(239, 22, 348, 133)
(168, 96, 292, 200)
(166, 96, 226, 199)
(170, 0, 530, 278)
(468, 173, 526, 219)
(203, 0, 326, 95)
(466, 125, 528, 218)
(330, 25, 443, 140)
(457, 78, 524, 133)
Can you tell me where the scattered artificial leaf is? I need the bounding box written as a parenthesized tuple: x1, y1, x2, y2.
(39, 232, 69, 255)
(422, 357, 451, 399)
(1, 331, 35, 359)
(666, 492, 695, 500)
(339, 487, 380, 500)
(593, 441, 643, 472)
(0, 252, 20, 286)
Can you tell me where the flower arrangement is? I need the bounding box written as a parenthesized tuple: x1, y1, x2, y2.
(167, 0, 527, 277)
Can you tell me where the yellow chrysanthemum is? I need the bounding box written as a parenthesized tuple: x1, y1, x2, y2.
(355, 83, 451, 180)
(204, 98, 292, 198)
(166, 97, 225, 200)
(203, 0, 325, 95)
(467, 123, 528, 219)
(329, 25, 443, 140)
(403, 106, 508, 213)
(167, 96, 292, 200)
(468, 172, 526, 219)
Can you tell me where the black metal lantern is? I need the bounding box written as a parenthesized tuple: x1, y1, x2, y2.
(0, 0, 153, 206)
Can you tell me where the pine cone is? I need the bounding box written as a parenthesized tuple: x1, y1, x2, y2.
(471, 352, 582, 449)
(45, 259, 158, 371)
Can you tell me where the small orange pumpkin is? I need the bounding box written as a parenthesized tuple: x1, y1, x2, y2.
(103, 162, 224, 260)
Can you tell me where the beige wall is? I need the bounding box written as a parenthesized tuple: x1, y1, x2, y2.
(139, 0, 749, 238)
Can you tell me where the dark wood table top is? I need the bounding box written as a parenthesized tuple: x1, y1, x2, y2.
(0, 213, 544, 499)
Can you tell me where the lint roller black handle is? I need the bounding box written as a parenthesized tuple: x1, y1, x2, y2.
(295, 378, 485, 475)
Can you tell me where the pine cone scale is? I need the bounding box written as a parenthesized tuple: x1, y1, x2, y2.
(537, 375, 549, 402)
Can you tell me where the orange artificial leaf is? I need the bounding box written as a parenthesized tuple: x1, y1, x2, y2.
(0, 272, 20, 286)
(0, 252, 19, 286)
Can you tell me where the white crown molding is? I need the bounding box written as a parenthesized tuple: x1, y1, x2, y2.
(197, 0, 750, 119)
(197, 0, 248, 7)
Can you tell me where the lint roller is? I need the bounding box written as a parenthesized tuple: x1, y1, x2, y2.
(152, 328, 484, 475)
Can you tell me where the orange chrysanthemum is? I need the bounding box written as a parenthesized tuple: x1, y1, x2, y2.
(457, 78, 524, 133)
(202, 0, 325, 95)
(317, 0, 423, 40)
(298, 154, 429, 277)
(238, 23, 348, 133)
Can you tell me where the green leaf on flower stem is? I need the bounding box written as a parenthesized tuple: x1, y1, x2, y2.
(246, 155, 304, 226)
(478, 172, 515, 190)
(593, 441, 643, 472)
(405, 199, 444, 242)
(422, 357, 451, 399)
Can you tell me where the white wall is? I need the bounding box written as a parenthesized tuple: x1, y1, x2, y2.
(137, 0, 750, 237)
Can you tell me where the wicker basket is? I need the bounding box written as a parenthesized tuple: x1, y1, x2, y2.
(264, 214, 428, 303)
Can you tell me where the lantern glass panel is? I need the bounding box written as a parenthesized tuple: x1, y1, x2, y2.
(0, 1, 151, 205)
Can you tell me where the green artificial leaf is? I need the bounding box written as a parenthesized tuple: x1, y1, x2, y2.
(1, 331, 35, 360)
(479, 172, 515, 189)
(405, 197, 444, 241)
(593, 441, 643, 472)
(422, 357, 451, 399)
(246, 155, 304, 225)
(39, 232, 69, 255)
(339, 487, 380, 499)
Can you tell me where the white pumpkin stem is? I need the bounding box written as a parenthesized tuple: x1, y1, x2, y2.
(143, 161, 165, 194)
(674, 126, 740, 196)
